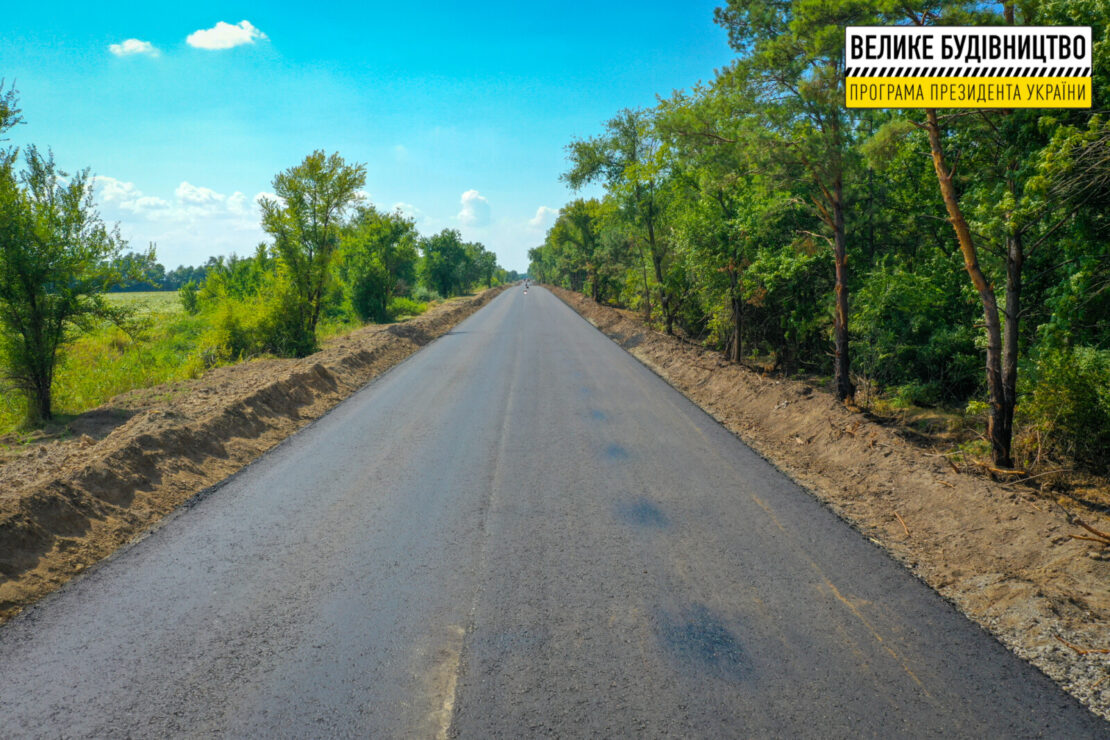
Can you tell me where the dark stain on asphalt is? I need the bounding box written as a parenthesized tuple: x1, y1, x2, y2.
(658, 605, 749, 681)
(616, 498, 669, 528)
(589, 409, 606, 421)
(604, 444, 629, 460)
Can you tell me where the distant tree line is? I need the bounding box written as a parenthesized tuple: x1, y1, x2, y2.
(106, 252, 214, 292)
(532, 1, 1110, 473)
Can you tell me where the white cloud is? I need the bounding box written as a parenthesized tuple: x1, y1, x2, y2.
(94, 176, 170, 215)
(91, 176, 271, 265)
(95, 176, 140, 203)
(457, 189, 491, 227)
(109, 39, 158, 57)
(176, 181, 224, 207)
(186, 20, 267, 50)
(226, 191, 249, 215)
(528, 205, 558, 229)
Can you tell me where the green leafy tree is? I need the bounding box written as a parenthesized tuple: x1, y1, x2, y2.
(420, 229, 469, 297)
(714, 0, 879, 401)
(259, 150, 366, 356)
(893, 0, 1110, 467)
(338, 205, 419, 322)
(0, 146, 140, 423)
(466, 243, 498, 289)
(0, 80, 23, 141)
(564, 109, 678, 333)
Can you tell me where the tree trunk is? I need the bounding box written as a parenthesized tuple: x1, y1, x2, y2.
(832, 177, 853, 402)
(728, 267, 742, 363)
(1001, 228, 1023, 465)
(652, 251, 673, 336)
(633, 239, 652, 319)
(27, 343, 53, 423)
(924, 108, 1013, 467)
(646, 215, 674, 336)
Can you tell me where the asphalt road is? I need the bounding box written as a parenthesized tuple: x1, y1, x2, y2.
(0, 285, 1105, 738)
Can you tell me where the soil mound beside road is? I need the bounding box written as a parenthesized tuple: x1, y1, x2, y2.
(549, 285, 1110, 721)
(0, 288, 505, 622)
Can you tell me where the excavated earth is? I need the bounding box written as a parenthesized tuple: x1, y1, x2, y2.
(0, 288, 504, 622)
(549, 286, 1110, 722)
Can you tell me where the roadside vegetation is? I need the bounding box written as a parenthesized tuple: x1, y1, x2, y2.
(533, 1, 1110, 476)
(0, 86, 515, 436)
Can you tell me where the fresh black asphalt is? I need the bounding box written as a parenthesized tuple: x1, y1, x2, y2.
(0, 285, 1105, 738)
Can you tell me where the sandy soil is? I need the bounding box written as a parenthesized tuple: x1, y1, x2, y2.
(549, 286, 1110, 721)
(0, 288, 504, 622)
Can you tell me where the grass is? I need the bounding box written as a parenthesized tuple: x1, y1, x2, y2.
(1, 291, 203, 437)
(104, 290, 184, 317)
(0, 290, 436, 437)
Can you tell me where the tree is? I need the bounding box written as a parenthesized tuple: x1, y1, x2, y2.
(656, 83, 792, 363)
(1, 80, 24, 141)
(714, 0, 878, 401)
(338, 205, 419, 322)
(259, 150, 365, 356)
(564, 109, 678, 333)
(894, 0, 1109, 467)
(0, 146, 138, 423)
(461, 242, 499, 289)
(420, 229, 468, 297)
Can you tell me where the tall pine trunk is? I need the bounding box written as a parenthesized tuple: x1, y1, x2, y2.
(1001, 228, 1023, 465)
(924, 108, 1014, 468)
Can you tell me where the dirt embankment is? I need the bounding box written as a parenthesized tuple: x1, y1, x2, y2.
(0, 288, 505, 621)
(549, 286, 1110, 721)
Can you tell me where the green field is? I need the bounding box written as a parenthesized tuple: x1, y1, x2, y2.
(103, 291, 186, 316)
(0, 290, 430, 438)
(1, 291, 204, 436)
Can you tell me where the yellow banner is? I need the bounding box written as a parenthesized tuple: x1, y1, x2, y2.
(845, 76, 1091, 108)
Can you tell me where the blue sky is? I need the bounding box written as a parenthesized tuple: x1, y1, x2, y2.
(1, 2, 733, 272)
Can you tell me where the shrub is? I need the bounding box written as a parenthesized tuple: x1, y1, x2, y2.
(851, 255, 980, 403)
(411, 285, 440, 303)
(1018, 345, 1110, 472)
(387, 296, 426, 319)
(179, 281, 200, 315)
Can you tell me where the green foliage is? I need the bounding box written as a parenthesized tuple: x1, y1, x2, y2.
(0, 145, 141, 423)
(420, 229, 477, 298)
(338, 205, 419, 322)
(1020, 346, 1110, 472)
(851, 253, 980, 404)
(743, 242, 832, 373)
(411, 284, 441, 303)
(387, 296, 426, 319)
(0, 79, 23, 140)
(260, 150, 366, 356)
(0, 297, 206, 436)
(179, 281, 200, 315)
